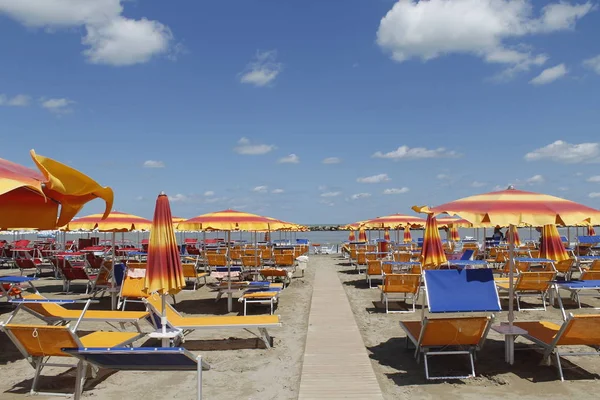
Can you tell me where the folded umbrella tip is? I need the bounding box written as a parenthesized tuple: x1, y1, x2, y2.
(159, 191, 166, 196)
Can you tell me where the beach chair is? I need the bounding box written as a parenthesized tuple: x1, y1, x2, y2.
(14, 257, 53, 277)
(260, 268, 291, 287)
(513, 314, 600, 381)
(496, 271, 556, 311)
(238, 285, 281, 315)
(399, 269, 501, 379)
(58, 258, 98, 293)
(63, 347, 210, 400)
(273, 253, 295, 271)
(553, 258, 576, 280)
(366, 259, 383, 289)
(144, 294, 282, 348)
(118, 263, 150, 310)
(206, 253, 227, 271)
(0, 319, 142, 397)
(88, 263, 112, 297)
(8, 294, 149, 332)
(182, 263, 209, 291)
(352, 251, 367, 273)
(379, 274, 421, 313)
(393, 252, 412, 263)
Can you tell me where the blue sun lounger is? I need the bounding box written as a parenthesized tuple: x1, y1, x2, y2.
(62, 347, 210, 400)
(400, 269, 501, 380)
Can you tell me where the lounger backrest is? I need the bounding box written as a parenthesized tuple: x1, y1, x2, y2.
(366, 260, 382, 275)
(121, 265, 148, 298)
(420, 317, 490, 347)
(146, 295, 183, 326)
(580, 270, 600, 280)
(241, 256, 262, 267)
(393, 252, 412, 262)
(356, 251, 366, 265)
(181, 264, 197, 278)
(590, 260, 600, 271)
(554, 258, 574, 274)
(365, 253, 378, 262)
(206, 253, 227, 267)
(383, 274, 420, 294)
(15, 258, 36, 270)
(516, 272, 555, 291)
(557, 315, 600, 346)
(4, 324, 79, 357)
(274, 253, 294, 267)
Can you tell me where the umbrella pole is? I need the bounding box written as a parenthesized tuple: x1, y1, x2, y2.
(161, 294, 168, 347)
(227, 230, 232, 312)
(111, 231, 117, 310)
(507, 224, 516, 364)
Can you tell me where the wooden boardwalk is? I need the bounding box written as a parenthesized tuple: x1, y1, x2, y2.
(298, 263, 384, 399)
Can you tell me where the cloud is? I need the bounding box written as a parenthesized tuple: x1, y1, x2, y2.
(471, 181, 487, 188)
(319, 199, 335, 207)
(142, 160, 165, 168)
(357, 173, 390, 183)
(589, 192, 600, 198)
(321, 191, 341, 198)
(169, 193, 191, 203)
(233, 137, 276, 155)
(373, 145, 460, 160)
(239, 50, 282, 87)
(278, 153, 300, 164)
(0, 94, 30, 107)
(0, 0, 174, 66)
(529, 63, 568, 85)
(204, 191, 215, 197)
(40, 97, 75, 113)
(351, 192, 372, 200)
(526, 174, 545, 184)
(376, 0, 594, 80)
(135, 196, 144, 201)
(437, 174, 451, 180)
(583, 54, 600, 74)
(322, 157, 341, 164)
(525, 140, 600, 163)
(271, 188, 285, 194)
(252, 185, 268, 193)
(587, 176, 600, 183)
(383, 187, 410, 194)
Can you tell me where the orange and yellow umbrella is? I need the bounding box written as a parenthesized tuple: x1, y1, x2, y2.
(384, 228, 391, 241)
(403, 226, 412, 243)
(0, 150, 113, 229)
(588, 225, 596, 236)
(348, 231, 356, 241)
(420, 214, 447, 269)
(172, 216, 186, 226)
(264, 231, 271, 242)
(66, 211, 152, 232)
(436, 216, 473, 228)
(360, 214, 426, 229)
(358, 228, 367, 242)
(449, 225, 460, 242)
(539, 224, 569, 262)
(177, 209, 274, 231)
(508, 225, 521, 247)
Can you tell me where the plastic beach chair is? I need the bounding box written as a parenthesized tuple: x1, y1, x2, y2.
(365, 259, 383, 288)
(496, 271, 556, 311)
(513, 314, 600, 381)
(62, 347, 210, 400)
(379, 273, 421, 313)
(238, 287, 281, 315)
(182, 263, 209, 290)
(144, 294, 281, 348)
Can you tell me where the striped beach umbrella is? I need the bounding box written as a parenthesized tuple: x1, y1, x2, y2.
(66, 211, 152, 232)
(177, 209, 273, 231)
(420, 214, 447, 269)
(588, 225, 596, 236)
(144, 193, 185, 346)
(0, 150, 113, 230)
(508, 225, 521, 248)
(360, 214, 426, 229)
(264, 231, 271, 242)
(436, 216, 473, 228)
(358, 228, 368, 242)
(348, 231, 356, 241)
(449, 225, 460, 242)
(384, 228, 391, 241)
(539, 224, 569, 262)
(403, 226, 412, 243)
(172, 216, 186, 226)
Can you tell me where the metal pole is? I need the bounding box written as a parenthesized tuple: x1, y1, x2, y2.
(227, 230, 232, 312)
(507, 224, 515, 364)
(111, 231, 117, 310)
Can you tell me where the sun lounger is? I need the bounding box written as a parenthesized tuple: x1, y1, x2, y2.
(62, 347, 210, 400)
(0, 318, 143, 397)
(365, 259, 383, 288)
(513, 314, 600, 381)
(496, 271, 556, 311)
(239, 290, 279, 315)
(0, 276, 38, 301)
(378, 274, 421, 313)
(144, 294, 281, 348)
(182, 263, 209, 290)
(118, 263, 149, 310)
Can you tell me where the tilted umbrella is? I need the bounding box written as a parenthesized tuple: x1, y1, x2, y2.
(144, 193, 186, 346)
(588, 225, 596, 236)
(539, 224, 569, 262)
(420, 214, 447, 269)
(0, 150, 113, 230)
(449, 225, 460, 242)
(403, 226, 412, 243)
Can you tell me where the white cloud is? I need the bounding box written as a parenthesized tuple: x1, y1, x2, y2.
(583, 54, 600, 74)
(437, 174, 451, 180)
(357, 173, 390, 183)
(135, 196, 144, 201)
(471, 181, 487, 188)
(252, 186, 268, 193)
(373, 145, 460, 160)
(351, 193, 372, 200)
(322, 157, 341, 164)
(587, 176, 600, 183)
(0, 94, 30, 107)
(525, 140, 600, 163)
(321, 191, 341, 198)
(526, 174, 545, 184)
(239, 50, 282, 87)
(143, 160, 165, 168)
(0, 0, 174, 66)
(169, 193, 191, 203)
(383, 187, 410, 194)
(319, 199, 335, 207)
(376, 0, 594, 80)
(529, 63, 568, 85)
(204, 191, 215, 197)
(278, 153, 300, 164)
(589, 192, 600, 198)
(233, 137, 276, 155)
(40, 97, 75, 113)
(271, 188, 285, 194)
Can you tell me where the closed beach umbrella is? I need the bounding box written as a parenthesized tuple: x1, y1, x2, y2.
(358, 228, 367, 242)
(539, 224, 569, 262)
(588, 225, 596, 236)
(420, 214, 447, 269)
(348, 231, 356, 242)
(264, 231, 271, 242)
(403, 226, 412, 243)
(508, 225, 521, 248)
(144, 193, 185, 346)
(0, 150, 113, 230)
(384, 228, 391, 241)
(449, 225, 460, 242)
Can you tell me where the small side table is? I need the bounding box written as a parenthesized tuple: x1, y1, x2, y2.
(491, 324, 527, 365)
(149, 328, 183, 347)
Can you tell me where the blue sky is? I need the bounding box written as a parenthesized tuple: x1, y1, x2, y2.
(1, 0, 600, 224)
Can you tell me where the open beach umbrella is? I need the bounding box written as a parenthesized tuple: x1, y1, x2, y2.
(508, 225, 521, 247)
(360, 213, 426, 229)
(384, 228, 391, 241)
(449, 225, 460, 242)
(348, 231, 356, 242)
(0, 150, 113, 230)
(436, 216, 473, 228)
(420, 214, 447, 269)
(539, 224, 569, 263)
(403, 226, 412, 243)
(588, 225, 596, 236)
(171, 216, 185, 226)
(144, 193, 185, 346)
(358, 228, 367, 242)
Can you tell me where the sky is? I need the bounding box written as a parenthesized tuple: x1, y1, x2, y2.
(1, 0, 600, 225)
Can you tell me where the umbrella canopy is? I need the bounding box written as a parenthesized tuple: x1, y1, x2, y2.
(449, 225, 460, 242)
(66, 211, 152, 232)
(342, 221, 364, 230)
(420, 214, 447, 269)
(171, 216, 186, 226)
(588, 225, 596, 236)
(0, 150, 113, 229)
(539, 224, 570, 262)
(348, 231, 356, 241)
(358, 228, 367, 242)
(384, 228, 391, 241)
(415, 186, 600, 227)
(436, 216, 473, 228)
(144, 193, 185, 296)
(177, 209, 273, 231)
(360, 214, 426, 229)
(403, 226, 412, 243)
(508, 225, 521, 247)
